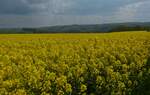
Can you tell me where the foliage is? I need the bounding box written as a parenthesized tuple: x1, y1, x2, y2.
(0, 32, 150, 95)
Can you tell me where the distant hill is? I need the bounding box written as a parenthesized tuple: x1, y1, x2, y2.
(0, 22, 150, 33)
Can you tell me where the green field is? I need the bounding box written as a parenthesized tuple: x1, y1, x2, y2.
(0, 31, 150, 95)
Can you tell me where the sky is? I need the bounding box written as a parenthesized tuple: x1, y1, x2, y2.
(0, 0, 150, 28)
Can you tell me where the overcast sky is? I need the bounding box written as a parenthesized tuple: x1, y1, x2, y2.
(0, 0, 150, 28)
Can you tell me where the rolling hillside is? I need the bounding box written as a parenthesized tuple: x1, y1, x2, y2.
(0, 22, 150, 33)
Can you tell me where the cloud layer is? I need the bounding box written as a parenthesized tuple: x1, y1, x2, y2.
(0, 0, 149, 27)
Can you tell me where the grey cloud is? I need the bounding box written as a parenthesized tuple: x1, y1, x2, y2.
(0, 0, 51, 14)
(0, 0, 27, 14)
(25, 0, 49, 4)
(113, 1, 150, 22)
(0, 0, 147, 15)
(51, 0, 147, 15)
(0, 0, 149, 28)
(0, 15, 102, 28)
